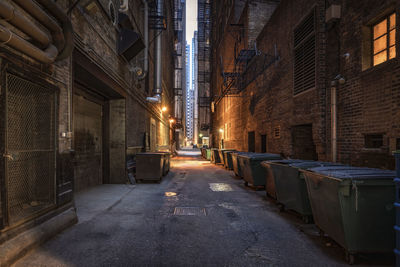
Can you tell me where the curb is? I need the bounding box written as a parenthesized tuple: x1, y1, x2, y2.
(0, 207, 78, 267)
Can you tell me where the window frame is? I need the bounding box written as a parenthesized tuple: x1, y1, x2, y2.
(372, 13, 396, 66)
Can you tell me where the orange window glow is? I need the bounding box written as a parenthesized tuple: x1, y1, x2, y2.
(373, 13, 396, 66)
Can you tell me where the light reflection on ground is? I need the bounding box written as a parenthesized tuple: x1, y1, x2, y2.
(209, 183, 234, 192)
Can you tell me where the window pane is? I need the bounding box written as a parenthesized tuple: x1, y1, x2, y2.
(390, 13, 396, 30)
(389, 46, 396, 59)
(390, 29, 396, 46)
(374, 50, 387, 66)
(374, 19, 387, 39)
(374, 35, 387, 54)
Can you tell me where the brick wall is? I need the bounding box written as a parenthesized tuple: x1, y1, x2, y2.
(210, 0, 400, 169)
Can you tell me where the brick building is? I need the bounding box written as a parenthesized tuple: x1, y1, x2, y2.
(210, 0, 400, 169)
(0, 0, 179, 263)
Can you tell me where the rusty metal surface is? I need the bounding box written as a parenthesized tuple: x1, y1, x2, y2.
(5, 73, 56, 226)
(73, 94, 103, 192)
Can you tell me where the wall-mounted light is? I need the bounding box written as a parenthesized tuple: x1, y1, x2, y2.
(219, 128, 224, 133)
(199, 133, 203, 138)
(162, 106, 167, 112)
(169, 119, 175, 124)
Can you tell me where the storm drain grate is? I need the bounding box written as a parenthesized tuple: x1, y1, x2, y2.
(173, 207, 206, 216)
(209, 183, 233, 192)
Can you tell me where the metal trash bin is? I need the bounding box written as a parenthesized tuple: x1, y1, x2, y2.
(240, 153, 281, 188)
(261, 160, 341, 222)
(232, 152, 251, 177)
(136, 153, 164, 182)
(219, 149, 236, 168)
(302, 166, 396, 263)
(155, 152, 171, 175)
(205, 149, 211, 160)
(224, 150, 237, 170)
(217, 149, 231, 165)
(211, 148, 221, 164)
(394, 151, 400, 265)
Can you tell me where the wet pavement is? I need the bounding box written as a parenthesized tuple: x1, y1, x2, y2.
(13, 150, 393, 266)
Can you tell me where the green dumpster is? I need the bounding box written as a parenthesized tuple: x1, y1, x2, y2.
(232, 152, 252, 178)
(205, 149, 211, 160)
(211, 148, 221, 164)
(302, 166, 396, 262)
(223, 150, 237, 170)
(261, 160, 342, 222)
(218, 149, 236, 168)
(240, 153, 281, 187)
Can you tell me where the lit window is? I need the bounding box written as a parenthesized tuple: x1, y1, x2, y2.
(373, 13, 396, 66)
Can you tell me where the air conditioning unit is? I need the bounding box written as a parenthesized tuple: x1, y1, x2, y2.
(326, 5, 341, 23)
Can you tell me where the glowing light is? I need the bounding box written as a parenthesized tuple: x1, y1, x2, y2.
(165, 192, 177, 197)
(199, 133, 203, 137)
(169, 119, 175, 124)
(219, 128, 224, 133)
(162, 106, 167, 112)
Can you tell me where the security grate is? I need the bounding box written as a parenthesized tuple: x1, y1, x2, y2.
(6, 73, 56, 225)
(293, 10, 316, 95)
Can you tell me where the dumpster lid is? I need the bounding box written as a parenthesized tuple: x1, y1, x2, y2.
(308, 166, 396, 180)
(288, 161, 343, 169)
(240, 153, 282, 160)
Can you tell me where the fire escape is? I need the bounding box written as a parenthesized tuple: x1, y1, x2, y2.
(216, 24, 280, 105)
(172, 0, 184, 128)
(198, 0, 212, 131)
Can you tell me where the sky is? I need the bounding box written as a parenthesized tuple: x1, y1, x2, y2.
(186, 0, 197, 43)
(185, 0, 197, 89)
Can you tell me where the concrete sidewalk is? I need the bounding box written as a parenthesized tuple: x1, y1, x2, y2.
(13, 151, 392, 266)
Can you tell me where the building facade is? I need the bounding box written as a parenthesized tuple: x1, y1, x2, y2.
(185, 43, 194, 143)
(192, 31, 199, 144)
(210, 0, 400, 169)
(0, 0, 178, 263)
(197, 0, 212, 147)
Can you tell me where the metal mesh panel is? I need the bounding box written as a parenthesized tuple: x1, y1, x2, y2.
(6, 74, 56, 225)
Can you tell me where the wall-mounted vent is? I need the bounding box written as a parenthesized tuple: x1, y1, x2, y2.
(364, 134, 383, 149)
(274, 126, 281, 139)
(294, 10, 316, 95)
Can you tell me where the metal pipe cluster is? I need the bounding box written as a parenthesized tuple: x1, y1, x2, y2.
(0, 0, 73, 64)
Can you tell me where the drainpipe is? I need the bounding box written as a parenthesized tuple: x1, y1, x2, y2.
(331, 74, 345, 162)
(146, 0, 163, 103)
(142, 0, 149, 78)
(331, 85, 337, 162)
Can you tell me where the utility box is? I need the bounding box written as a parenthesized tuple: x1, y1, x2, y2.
(326, 5, 341, 23)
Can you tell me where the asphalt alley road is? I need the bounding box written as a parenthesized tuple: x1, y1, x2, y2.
(13, 150, 392, 266)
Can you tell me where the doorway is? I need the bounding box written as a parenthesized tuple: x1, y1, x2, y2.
(248, 131, 255, 152)
(291, 124, 317, 160)
(73, 91, 104, 192)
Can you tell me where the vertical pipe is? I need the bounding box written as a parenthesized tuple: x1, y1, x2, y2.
(154, 0, 163, 96)
(143, 0, 148, 75)
(331, 86, 337, 162)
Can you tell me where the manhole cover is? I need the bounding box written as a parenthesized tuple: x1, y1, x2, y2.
(173, 207, 206, 216)
(209, 183, 233, 191)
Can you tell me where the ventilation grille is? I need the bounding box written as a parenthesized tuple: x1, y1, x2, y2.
(294, 11, 316, 95)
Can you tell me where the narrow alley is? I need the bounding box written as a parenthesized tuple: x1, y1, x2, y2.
(13, 151, 390, 266)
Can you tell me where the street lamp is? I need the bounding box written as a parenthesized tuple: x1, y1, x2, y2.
(199, 133, 203, 138)
(169, 118, 175, 124)
(162, 106, 167, 112)
(219, 128, 224, 133)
